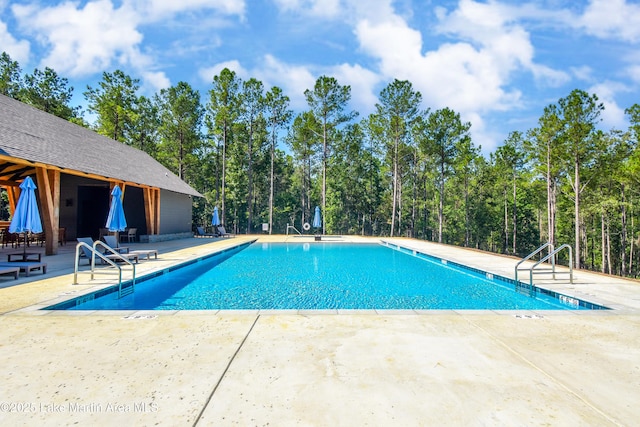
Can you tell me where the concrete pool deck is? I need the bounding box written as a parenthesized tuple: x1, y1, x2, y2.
(0, 236, 639, 425)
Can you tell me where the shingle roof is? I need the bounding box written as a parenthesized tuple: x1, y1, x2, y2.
(0, 94, 202, 197)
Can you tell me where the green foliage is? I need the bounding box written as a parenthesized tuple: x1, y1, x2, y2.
(85, 70, 140, 142)
(0, 52, 22, 98)
(155, 81, 203, 183)
(20, 67, 78, 120)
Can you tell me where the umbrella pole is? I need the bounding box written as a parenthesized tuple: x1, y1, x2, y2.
(23, 232, 28, 256)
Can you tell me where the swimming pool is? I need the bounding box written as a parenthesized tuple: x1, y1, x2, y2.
(46, 241, 606, 311)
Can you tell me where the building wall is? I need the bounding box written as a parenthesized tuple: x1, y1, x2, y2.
(60, 174, 109, 241)
(159, 189, 193, 234)
(59, 174, 194, 242)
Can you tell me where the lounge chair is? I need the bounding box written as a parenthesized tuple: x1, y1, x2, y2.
(77, 237, 139, 264)
(104, 235, 158, 260)
(195, 226, 216, 238)
(0, 265, 20, 279)
(216, 226, 233, 238)
(0, 261, 46, 276)
(103, 235, 129, 254)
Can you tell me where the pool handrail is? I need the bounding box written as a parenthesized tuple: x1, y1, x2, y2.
(286, 223, 302, 235)
(529, 244, 573, 288)
(515, 242, 555, 283)
(74, 241, 136, 298)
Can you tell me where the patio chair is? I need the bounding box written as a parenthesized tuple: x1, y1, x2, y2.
(216, 225, 233, 238)
(76, 237, 139, 264)
(103, 235, 129, 254)
(105, 235, 158, 260)
(120, 228, 137, 243)
(195, 226, 216, 238)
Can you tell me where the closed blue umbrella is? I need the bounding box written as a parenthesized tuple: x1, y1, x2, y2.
(212, 206, 220, 227)
(312, 206, 321, 230)
(105, 185, 127, 232)
(9, 176, 42, 254)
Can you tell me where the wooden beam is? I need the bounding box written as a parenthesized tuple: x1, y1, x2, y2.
(143, 187, 160, 235)
(0, 154, 159, 193)
(6, 186, 19, 216)
(35, 167, 60, 255)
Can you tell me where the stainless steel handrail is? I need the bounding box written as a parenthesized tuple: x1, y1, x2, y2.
(286, 223, 302, 235)
(515, 242, 554, 283)
(530, 244, 573, 288)
(73, 241, 136, 298)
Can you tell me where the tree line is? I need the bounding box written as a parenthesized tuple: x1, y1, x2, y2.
(2, 51, 640, 277)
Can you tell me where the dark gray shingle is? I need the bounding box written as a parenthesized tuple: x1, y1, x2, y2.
(0, 94, 201, 197)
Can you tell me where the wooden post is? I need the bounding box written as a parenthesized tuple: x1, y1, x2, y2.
(143, 187, 160, 235)
(35, 167, 60, 255)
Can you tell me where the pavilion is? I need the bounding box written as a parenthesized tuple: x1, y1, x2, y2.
(0, 94, 202, 255)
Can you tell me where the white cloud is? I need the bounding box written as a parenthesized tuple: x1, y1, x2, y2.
(356, 13, 522, 113)
(353, 0, 580, 154)
(140, 70, 171, 92)
(588, 81, 630, 129)
(253, 55, 317, 110)
(578, 0, 640, 42)
(571, 66, 594, 82)
(530, 63, 571, 87)
(198, 60, 249, 83)
(462, 111, 503, 154)
(626, 65, 640, 84)
(329, 63, 380, 115)
(9, 0, 245, 91)
(0, 20, 30, 63)
(12, 0, 143, 77)
(200, 55, 378, 113)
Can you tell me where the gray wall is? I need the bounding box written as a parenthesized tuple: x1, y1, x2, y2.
(59, 174, 193, 241)
(60, 174, 109, 241)
(159, 189, 193, 234)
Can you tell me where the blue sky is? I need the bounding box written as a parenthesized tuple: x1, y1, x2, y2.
(1, 0, 639, 154)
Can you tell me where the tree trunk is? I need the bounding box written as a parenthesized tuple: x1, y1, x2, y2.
(221, 125, 227, 225)
(464, 173, 470, 247)
(606, 217, 612, 275)
(630, 203, 635, 277)
(512, 170, 517, 254)
(268, 130, 275, 234)
(438, 159, 444, 243)
(574, 160, 581, 269)
(411, 150, 417, 238)
(546, 140, 556, 247)
(247, 129, 254, 233)
(322, 117, 327, 235)
(504, 189, 509, 253)
(621, 185, 627, 276)
(390, 135, 398, 237)
(601, 211, 606, 274)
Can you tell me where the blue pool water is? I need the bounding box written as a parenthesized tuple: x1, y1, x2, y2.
(49, 242, 602, 311)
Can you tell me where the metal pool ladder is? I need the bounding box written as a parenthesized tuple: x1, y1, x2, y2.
(74, 241, 136, 298)
(286, 223, 302, 235)
(515, 243, 573, 295)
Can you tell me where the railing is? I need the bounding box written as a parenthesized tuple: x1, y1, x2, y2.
(515, 242, 554, 283)
(73, 241, 136, 298)
(286, 223, 302, 235)
(515, 243, 573, 295)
